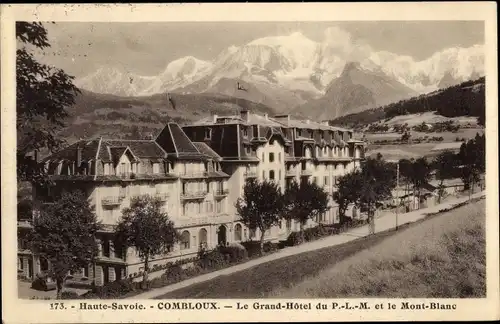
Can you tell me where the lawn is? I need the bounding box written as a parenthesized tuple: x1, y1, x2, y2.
(270, 199, 485, 298)
(154, 199, 485, 299)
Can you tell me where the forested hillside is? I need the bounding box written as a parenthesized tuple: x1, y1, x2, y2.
(330, 77, 485, 128)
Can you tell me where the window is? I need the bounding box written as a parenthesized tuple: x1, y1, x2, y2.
(269, 153, 275, 162)
(206, 181, 210, 193)
(321, 132, 324, 139)
(180, 231, 190, 250)
(152, 163, 160, 174)
(279, 170, 281, 181)
(243, 127, 248, 138)
(313, 177, 317, 184)
(119, 163, 127, 175)
(261, 152, 265, 162)
(284, 147, 289, 154)
(103, 240, 110, 257)
(269, 170, 275, 181)
(262, 170, 266, 179)
(324, 176, 329, 186)
(297, 129, 302, 137)
(119, 186, 126, 198)
(253, 125, 258, 137)
(234, 224, 242, 241)
(278, 152, 281, 162)
(199, 228, 208, 247)
(250, 228, 256, 239)
(204, 128, 212, 139)
(246, 146, 251, 155)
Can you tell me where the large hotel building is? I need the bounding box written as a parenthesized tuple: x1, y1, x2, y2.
(17, 111, 365, 286)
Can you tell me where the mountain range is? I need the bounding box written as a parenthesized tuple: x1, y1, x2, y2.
(74, 30, 484, 119)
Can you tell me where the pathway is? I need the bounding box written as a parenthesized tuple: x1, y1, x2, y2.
(130, 191, 485, 299)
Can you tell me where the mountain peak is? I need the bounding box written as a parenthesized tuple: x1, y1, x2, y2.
(342, 61, 362, 74)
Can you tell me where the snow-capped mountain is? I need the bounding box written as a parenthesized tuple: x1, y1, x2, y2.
(74, 66, 156, 97)
(75, 56, 213, 97)
(75, 29, 484, 105)
(369, 44, 484, 93)
(294, 61, 417, 120)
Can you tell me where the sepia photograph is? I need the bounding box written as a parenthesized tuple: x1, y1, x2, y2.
(2, 2, 498, 323)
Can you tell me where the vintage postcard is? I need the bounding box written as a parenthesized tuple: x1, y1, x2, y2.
(1, 2, 499, 323)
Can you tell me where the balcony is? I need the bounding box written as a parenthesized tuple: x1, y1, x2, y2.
(214, 189, 229, 198)
(101, 196, 125, 207)
(155, 193, 170, 201)
(244, 171, 258, 178)
(175, 213, 234, 227)
(180, 191, 207, 200)
(180, 172, 207, 179)
(300, 169, 313, 176)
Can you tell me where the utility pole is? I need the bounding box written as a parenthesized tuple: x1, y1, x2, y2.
(396, 162, 399, 230)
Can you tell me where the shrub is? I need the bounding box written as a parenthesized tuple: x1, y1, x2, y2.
(60, 291, 80, 299)
(286, 232, 303, 246)
(92, 279, 139, 299)
(303, 225, 330, 242)
(240, 241, 279, 257)
(219, 243, 248, 262)
(164, 264, 184, 282)
(197, 249, 228, 270)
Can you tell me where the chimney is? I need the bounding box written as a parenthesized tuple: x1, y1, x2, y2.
(76, 144, 82, 168)
(264, 113, 268, 120)
(213, 114, 218, 123)
(240, 110, 249, 122)
(273, 114, 290, 125)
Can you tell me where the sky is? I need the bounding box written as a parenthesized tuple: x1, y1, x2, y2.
(33, 21, 484, 78)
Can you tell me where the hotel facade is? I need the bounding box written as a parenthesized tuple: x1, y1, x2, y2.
(18, 111, 365, 286)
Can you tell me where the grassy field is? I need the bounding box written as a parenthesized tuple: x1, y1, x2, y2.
(270, 199, 485, 298)
(155, 199, 485, 299)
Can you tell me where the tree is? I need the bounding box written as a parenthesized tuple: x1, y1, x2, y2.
(398, 158, 414, 206)
(29, 190, 99, 298)
(334, 157, 396, 226)
(411, 157, 432, 205)
(17, 22, 80, 184)
(399, 157, 431, 208)
(433, 151, 459, 203)
(235, 178, 284, 255)
(284, 179, 329, 237)
(458, 134, 485, 191)
(332, 170, 363, 224)
(115, 195, 179, 287)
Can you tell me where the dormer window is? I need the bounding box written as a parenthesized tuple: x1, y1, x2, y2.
(321, 132, 325, 140)
(152, 163, 160, 174)
(204, 128, 212, 140)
